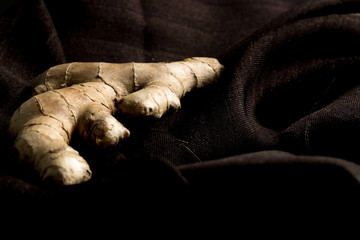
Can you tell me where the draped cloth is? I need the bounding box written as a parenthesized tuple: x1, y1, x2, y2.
(1, 0, 360, 220)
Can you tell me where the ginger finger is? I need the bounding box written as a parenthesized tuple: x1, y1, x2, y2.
(14, 121, 92, 185)
(78, 103, 130, 148)
(118, 57, 224, 118)
(8, 82, 129, 185)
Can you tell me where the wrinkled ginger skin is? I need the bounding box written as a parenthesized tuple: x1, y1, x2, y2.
(9, 82, 129, 185)
(9, 57, 224, 185)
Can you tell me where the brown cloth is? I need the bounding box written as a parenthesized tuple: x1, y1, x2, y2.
(1, 0, 360, 225)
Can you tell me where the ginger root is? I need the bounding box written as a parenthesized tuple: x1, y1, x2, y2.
(8, 57, 224, 185)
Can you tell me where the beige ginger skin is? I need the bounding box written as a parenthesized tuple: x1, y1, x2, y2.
(8, 57, 224, 185)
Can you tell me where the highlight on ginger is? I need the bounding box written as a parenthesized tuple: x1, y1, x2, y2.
(8, 57, 224, 185)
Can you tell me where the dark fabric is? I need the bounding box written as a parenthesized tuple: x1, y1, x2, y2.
(2, 0, 360, 222)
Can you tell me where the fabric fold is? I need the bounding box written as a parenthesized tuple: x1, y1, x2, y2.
(3, 0, 360, 213)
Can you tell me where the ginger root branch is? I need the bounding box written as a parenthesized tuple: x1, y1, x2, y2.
(9, 57, 224, 185)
